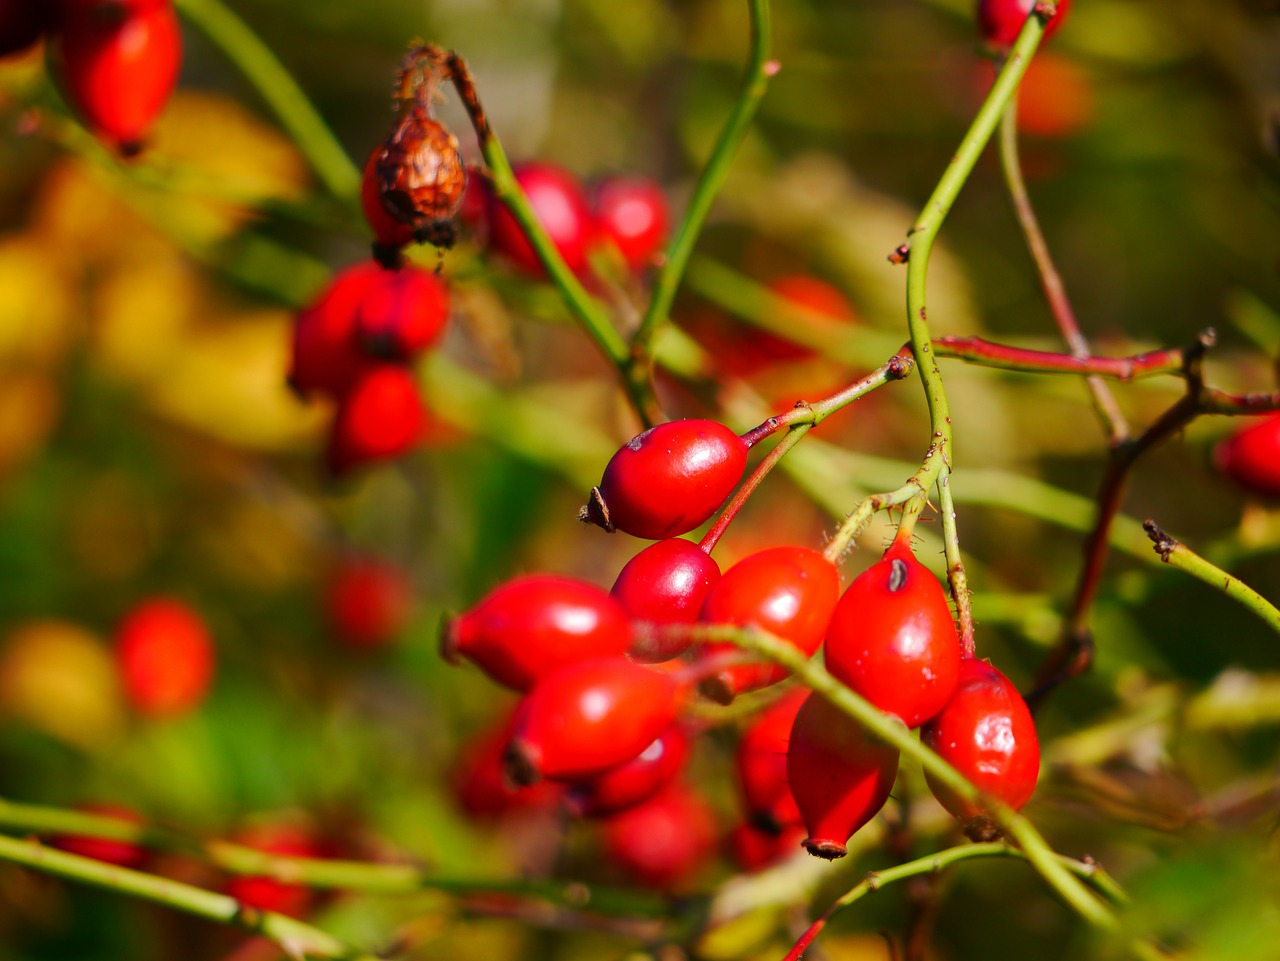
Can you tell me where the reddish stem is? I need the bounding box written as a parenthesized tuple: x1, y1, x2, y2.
(930, 335, 1201, 381)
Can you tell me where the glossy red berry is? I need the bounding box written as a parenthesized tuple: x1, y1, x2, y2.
(696, 546, 841, 703)
(735, 688, 806, 831)
(823, 541, 961, 729)
(504, 657, 682, 785)
(0, 0, 49, 58)
(922, 658, 1040, 830)
(582, 419, 748, 540)
(55, 804, 147, 868)
(441, 574, 632, 691)
(325, 556, 414, 650)
(288, 261, 386, 399)
(224, 822, 319, 918)
(452, 708, 565, 819)
(115, 597, 215, 717)
(591, 176, 668, 271)
(612, 538, 721, 662)
(53, 1, 181, 155)
(486, 162, 594, 277)
(325, 365, 427, 476)
(354, 263, 450, 361)
(600, 784, 718, 889)
(786, 691, 899, 860)
(565, 723, 691, 818)
(1214, 414, 1280, 499)
(977, 0, 1072, 49)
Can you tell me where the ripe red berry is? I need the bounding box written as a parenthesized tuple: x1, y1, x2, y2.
(504, 657, 682, 785)
(823, 541, 961, 729)
(696, 546, 841, 703)
(565, 723, 691, 817)
(452, 708, 565, 819)
(1214, 414, 1280, 499)
(591, 176, 668, 272)
(361, 147, 417, 257)
(582, 419, 748, 540)
(288, 261, 386, 399)
(735, 688, 806, 831)
(786, 691, 899, 860)
(922, 658, 1040, 831)
(0, 0, 49, 58)
(612, 538, 721, 662)
(115, 597, 215, 717)
(600, 784, 718, 889)
(325, 365, 427, 476)
(325, 556, 414, 649)
(52, 1, 181, 155)
(976, 0, 1072, 49)
(224, 822, 319, 918)
(441, 574, 632, 691)
(354, 263, 450, 361)
(55, 804, 147, 868)
(486, 162, 594, 277)
(727, 820, 806, 873)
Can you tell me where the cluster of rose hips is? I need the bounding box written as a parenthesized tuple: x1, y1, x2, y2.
(1, 0, 181, 155)
(439, 416, 1042, 883)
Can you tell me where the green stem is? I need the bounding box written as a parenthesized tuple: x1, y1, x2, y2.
(680, 623, 1118, 929)
(173, 0, 360, 199)
(1143, 520, 1280, 635)
(0, 833, 372, 960)
(939, 470, 975, 657)
(635, 0, 773, 347)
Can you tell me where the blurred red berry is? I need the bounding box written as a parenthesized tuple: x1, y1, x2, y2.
(452, 708, 565, 819)
(52, 0, 181, 154)
(591, 176, 668, 271)
(115, 597, 214, 718)
(325, 365, 427, 476)
(976, 0, 1071, 49)
(735, 688, 806, 831)
(55, 804, 147, 868)
(325, 556, 414, 649)
(565, 723, 691, 817)
(288, 261, 387, 399)
(727, 820, 806, 873)
(441, 574, 632, 691)
(224, 822, 319, 918)
(354, 263, 450, 361)
(486, 162, 594, 277)
(600, 784, 718, 889)
(1215, 413, 1280, 500)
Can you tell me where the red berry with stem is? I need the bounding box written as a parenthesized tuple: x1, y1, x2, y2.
(0, 0, 49, 58)
(786, 691, 899, 860)
(224, 822, 319, 919)
(440, 574, 632, 691)
(504, 657, 682, 786)
(922, 658, 1040, 833)
(325, 555, 415, 650)
(591, 175, 669, 272)
(325, 365, 427, 476)
(612, 538, 721, 662)
(823, 540, 961, 729)
(1214, 413, 1280, 500)
(600, 783, 718, 890)
(52, 1, 181, 155)
(486, 161, 594, 277)
(354, 263, 450, 361)
(582, 419, 748, 540)
(976, 0, 1072, 49)
(288, 261, 386, 399)
(55, 804, 147, 868)
(735, 688, 807, 832)
(565, 723, 691, 817)
(696, 546, 841, 703)
(115, 597, 215, 718)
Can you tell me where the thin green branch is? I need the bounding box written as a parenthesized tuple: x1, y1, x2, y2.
(0, 833, 373, 960)
(173, 0, 360, 199)
(635, 0, 774, 346)
(1143, 520, 1280, 635)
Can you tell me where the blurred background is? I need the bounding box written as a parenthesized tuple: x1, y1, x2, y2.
(0, 0, 1278, 958)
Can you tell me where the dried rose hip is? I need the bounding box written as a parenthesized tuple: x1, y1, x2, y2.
(582, 419, 748, 540)
(786, 691, 899, 860)
(441, 574, 632, 691)
(373, 105, 467, 250)
(922, 658, 1039, 837)
(823, 540, 961, 729)
(696, 546, 840, 703)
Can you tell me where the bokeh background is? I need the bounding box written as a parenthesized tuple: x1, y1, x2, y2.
(0, 0, 1279, 958)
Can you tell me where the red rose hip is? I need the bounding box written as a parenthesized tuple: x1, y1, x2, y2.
(582, 419, 748, 540)
(592, 175, 669, 272)
(1214, 413, 1280, 500)
(600, 784, 718, 890)
(565, 723, 691, 817)
(486, 162, 594, 277)
(115, 596, 215, 717)
(976, 0, 1072, 49)
(441, 574, 632, 691)
(735, 688, 807, 831)
(325, 366, 428, 476)
(823, 540, 961, 728)
(55, 804, 147, 868)
(612, 538, 721, 662)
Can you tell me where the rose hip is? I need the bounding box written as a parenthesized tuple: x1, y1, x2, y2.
(591, 175, 668, 272)
(612, 538, 721, 662)
(486, 162, 594, 277)
(565, 724, 691, 817)
(976, 0, 1072, 49)
(115, 597, 215, 718)
(735, 688, 807, 831)
(600, 784, 718, 890)
(325, 365, 427, 476)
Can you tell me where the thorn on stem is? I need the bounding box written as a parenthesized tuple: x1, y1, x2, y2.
(1142, 518, 1176, 562)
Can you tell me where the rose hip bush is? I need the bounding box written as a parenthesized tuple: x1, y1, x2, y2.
(0, 1, 1277, 960)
